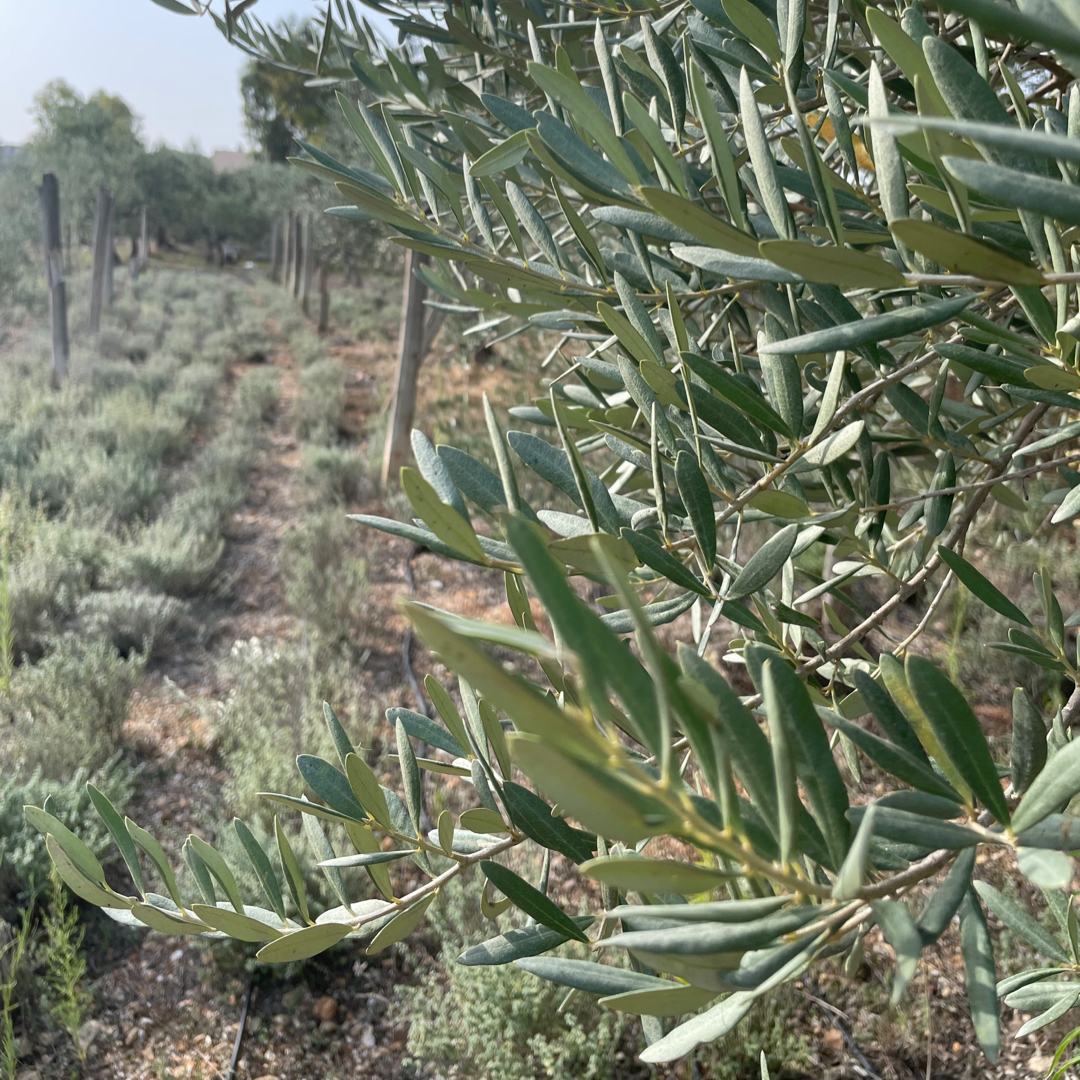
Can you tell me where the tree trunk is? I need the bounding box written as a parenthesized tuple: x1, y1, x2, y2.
(140, 205, 149, 271)
(38, 172, 69, 386)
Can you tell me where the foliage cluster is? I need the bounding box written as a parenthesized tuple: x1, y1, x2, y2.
(33, 0, 1080, 1072)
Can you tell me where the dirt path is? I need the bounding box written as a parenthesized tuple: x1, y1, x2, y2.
(75, 282, 522, 1080)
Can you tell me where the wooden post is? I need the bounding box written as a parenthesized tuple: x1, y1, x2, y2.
(291, 214, 303, 299)
(317, 262, 330, 333)
(103, 191, 116, 305)
(38, 172, 70, 386)
(282, 212, 294, 289)
(382, 250, 432, 486)
(140, 205, 149, 271)
(87, 185, 111, 333)
(129, 234, 139, 280)
(301, 216, 313, 316)
(269, 218, 279, 282)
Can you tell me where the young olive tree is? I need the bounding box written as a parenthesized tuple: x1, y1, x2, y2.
(30, 0, 1080, 1067)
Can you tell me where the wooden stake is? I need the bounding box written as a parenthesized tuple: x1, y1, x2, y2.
(103, 190, 116, 305)
(283, 211, 295, 291)
(292, 213, 303, 299)
(38, 172, 69, 386)
(301, 215, 313, 316)
(269, 218, 279, 282)
(87, 185, 111, 333)
(317, 262, 330, 333)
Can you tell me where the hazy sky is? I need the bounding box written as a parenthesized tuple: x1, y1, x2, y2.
(0, 0, 388, 151)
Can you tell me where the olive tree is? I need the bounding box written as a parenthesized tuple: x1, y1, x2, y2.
(30, 0, 1080, 1068)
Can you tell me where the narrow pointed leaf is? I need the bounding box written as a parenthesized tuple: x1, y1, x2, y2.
(906, 656, 1010, 824)
(481, 860, 589, 941)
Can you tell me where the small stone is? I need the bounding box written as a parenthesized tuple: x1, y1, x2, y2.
(313, 995, 338, 1022)
(1030, 1056, 1054, 1074)
(281, 986, 305, 1011)
(77, 1020, 107, 1050)
(361, 1024, 376, 1049)
(822, 1029, 844, 1052)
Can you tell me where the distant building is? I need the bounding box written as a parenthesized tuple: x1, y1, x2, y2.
(211, 149, 250, 174)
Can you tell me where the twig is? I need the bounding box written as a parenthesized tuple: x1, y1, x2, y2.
(893, 571, 955, 658)
(1061, 684, 1080, 729)
(798, 402, 1050, 678)
(345, 832, 520, 930)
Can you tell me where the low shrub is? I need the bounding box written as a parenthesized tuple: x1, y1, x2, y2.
(235, 366, 281, 426)
(282, 509, 368, 642)
(293, 360, 346, 445)
(397, 879, 629, 1080)
(76, 588, 189, 658)
(0, 754, 136, 912)
(7, 516, 113, 658)
(301, 444, 368, 506)
(121, 514, 227, 598)
(214, 636, 362, 825)
(290, 327, 327, 368)
(27, 444, 164, 526)
(4, 634, 144, 777)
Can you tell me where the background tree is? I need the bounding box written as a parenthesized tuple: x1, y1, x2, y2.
(29, 80, 145, 243)
(241, 21, 333, 162)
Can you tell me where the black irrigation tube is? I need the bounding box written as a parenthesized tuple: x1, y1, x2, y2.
(224, 978, 253, 1080)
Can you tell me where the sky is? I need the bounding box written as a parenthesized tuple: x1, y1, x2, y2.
(0, 0, 389, 152)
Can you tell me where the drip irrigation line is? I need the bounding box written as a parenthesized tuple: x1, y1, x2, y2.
(224, 978, 253, 1080)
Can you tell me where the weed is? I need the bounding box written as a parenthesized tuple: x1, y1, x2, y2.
(0, 902, 32, 1080)
(41, 871, 91, 1065)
